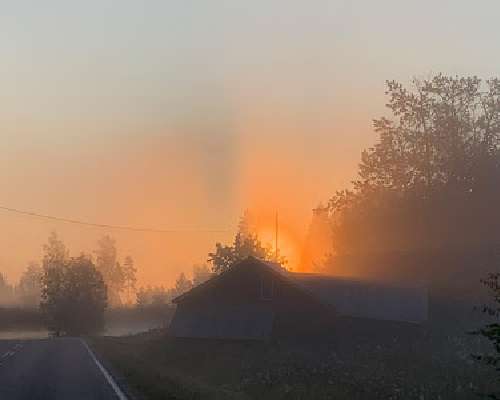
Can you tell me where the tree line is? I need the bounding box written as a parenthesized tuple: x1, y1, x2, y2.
(135, 264, 211, 308)
(39, 232, 138, 335)
(316, 75, 500, 278)
(135, 210, 285, 309)
(0, 232, 138, 309)
(0, 264, 41, 306)
(328, 75, 500, 254)
(311, 74, 500, 397)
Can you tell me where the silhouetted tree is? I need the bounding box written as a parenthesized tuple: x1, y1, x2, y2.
(122, 256, 137, 305)
(41, 253, 107, 335)
(136, 286, 173, 308)
(174, 272, 193, 296)
(0, 272, 14, 305)
(192, 264, 212, 286)
(473, 273, 500, 399)
(43, 231, 68, 269)
(40, 231, 68, 319)
(328, 75, 500, 257)
(95, 235, 124, 306)
(208, 243, 235, 274)
(208, 211, 276, 274)
(17, 262, 42, 307)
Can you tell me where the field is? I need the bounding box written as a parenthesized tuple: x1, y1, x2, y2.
(90, 312, 497, 400)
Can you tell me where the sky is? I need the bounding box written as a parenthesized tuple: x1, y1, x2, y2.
(1, 1, 499, 286)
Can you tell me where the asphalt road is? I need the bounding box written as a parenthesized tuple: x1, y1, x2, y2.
(0, 337, 125, 400)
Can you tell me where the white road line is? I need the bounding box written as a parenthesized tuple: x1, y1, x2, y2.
(0, 348, 18, 364)
(80, 339, 129, 400)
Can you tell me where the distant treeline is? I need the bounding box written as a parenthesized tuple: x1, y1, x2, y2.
(0, 233, 138, 309)
(0, 263, 42, 307)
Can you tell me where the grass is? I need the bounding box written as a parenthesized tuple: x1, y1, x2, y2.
(0, 307, 44, 330)
(89, 330, 248, 400)
(89, 319, 498, 400)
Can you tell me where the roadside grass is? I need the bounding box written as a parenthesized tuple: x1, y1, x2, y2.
(90, 323, 498, 400)
(89, 330, 250, 400)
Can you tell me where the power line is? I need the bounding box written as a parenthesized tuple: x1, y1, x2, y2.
(0, 205, 229, 234)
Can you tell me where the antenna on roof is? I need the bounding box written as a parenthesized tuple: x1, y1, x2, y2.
(275, 210, 279, 263)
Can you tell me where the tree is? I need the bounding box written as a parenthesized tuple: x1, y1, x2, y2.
(173, 272, 193, 297)
(473, 273, 500, 399)
(0, 272, 14, 304)
(327, 75, 500, 256)
(136, 286, 173, 308)
(356, 76, 500, 193)
(95, 236, 124, 306)
(40, 254, 107, 335)
(18, 262, 42, 307)
(43, 231, 68, 270)
(192, 264, 211, 286)
(208, 211, 276, 274)
(136, 286, 151, 308)
(40, 232, 68, 329)
(122, 256, 137, 305)
(208, 243, 235, 274)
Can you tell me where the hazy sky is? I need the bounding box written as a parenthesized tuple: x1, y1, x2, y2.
(1, 1, 499, 285)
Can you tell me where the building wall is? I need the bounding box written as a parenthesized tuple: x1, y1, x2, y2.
(170, 262, 336, 339)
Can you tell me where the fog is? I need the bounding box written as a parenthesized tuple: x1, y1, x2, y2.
(0, 78, 375, 288)
(2, 1, 500, 289)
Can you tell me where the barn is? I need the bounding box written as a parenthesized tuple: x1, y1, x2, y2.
(169, 256, 427, 340)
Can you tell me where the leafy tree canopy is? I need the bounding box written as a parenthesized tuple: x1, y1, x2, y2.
(41, 253, 107, 335)
(40, 233, 107, 335)
(328, 75, 500, 255)
(208, 211, 284, 274)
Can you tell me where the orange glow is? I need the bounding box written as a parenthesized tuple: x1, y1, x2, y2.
(0, 92, 370, 288)
(245, 210, 303, 271)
